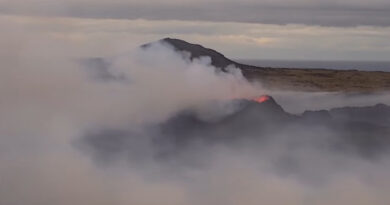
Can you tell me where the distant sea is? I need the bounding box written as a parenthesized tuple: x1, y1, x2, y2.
(236, 59, 390, 72)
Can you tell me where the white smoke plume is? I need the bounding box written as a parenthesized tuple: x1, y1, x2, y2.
(1, 21, 390, 205)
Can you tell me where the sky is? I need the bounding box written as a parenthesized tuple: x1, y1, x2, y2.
(1, 0, 390, 60)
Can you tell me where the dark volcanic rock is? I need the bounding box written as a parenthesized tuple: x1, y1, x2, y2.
(330, 103, 390, 126)
(81, 95, 390, 161)
(301, 110, 333, 123)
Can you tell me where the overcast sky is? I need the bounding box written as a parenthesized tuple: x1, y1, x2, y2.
(1, 0, 390, 60)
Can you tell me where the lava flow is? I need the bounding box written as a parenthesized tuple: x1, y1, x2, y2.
(253, 95, 271, 103)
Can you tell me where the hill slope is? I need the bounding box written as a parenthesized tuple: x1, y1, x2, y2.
(146, 38, 390, 92)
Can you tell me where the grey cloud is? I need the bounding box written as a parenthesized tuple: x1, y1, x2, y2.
(1, 0, 390, 26)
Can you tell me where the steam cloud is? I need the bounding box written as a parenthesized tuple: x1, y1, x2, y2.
(1, 26, 390, 205)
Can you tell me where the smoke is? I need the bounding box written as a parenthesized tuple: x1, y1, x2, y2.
(1, 24, 390, 205)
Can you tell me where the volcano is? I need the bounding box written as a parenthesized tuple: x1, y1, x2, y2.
(83, 96, 390, 160)
(80, 39, 390, 162)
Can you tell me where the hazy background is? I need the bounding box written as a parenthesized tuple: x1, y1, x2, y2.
(1, 0, 390, 65)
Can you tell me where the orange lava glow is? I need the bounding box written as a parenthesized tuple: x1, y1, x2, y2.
(253, 95, 270, 103)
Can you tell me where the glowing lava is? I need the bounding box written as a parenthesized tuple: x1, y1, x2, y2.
(253, 95, 271, 103)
